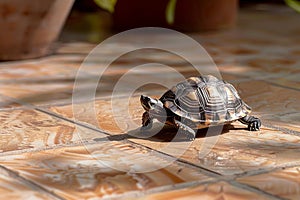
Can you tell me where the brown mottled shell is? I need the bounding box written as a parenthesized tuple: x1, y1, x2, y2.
(160, 75, 251, 125)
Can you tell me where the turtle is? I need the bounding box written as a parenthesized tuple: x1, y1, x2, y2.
(140, 75, 261, 140)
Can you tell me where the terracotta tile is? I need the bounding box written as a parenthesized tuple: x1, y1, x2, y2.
(74, 47, 244, 96)
(0, 95, 22, 109)
(135, 181, 271, 200)
(0, 173, 51, 200)
(244, 58, 298, 74)
(0, 55, 81, 81)
(49, 78, 300, 177)
(50, 94, 300, 176)
(233, 80, 300, 132)
(0, 63, 74, 81)
(56, 42, 96, 54)
(0, 109, 103, 153)
(50, 96, 147, 134)
(262, 112, 300, 133)
(266, 74, 300, 91)
(217, 64, 264, 79)
(194, 11, 300, 81)
(130, 124, 300, 175)
(0, 44, 89, 107)
(217, 58, 298, 81)
(0, 83, 74, 106)
(0, 142, 211, 199)
(237, 166, 300, 200)
(233, 80, 299, 113)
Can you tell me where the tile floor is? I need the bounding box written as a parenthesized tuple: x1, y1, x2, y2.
(0, 5, 300, 200)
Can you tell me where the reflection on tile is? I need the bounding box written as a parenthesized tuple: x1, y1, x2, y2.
(0, 172, 51, 200)
(0, 83, 74, 106)
(0, 142, 210, 199)
(197, 10, 300, 82)
(132, 123, 300, 175)
(266, 74, 300, 91)
(0, 44, 89, 107)
(50, 96, 145, 134)
(0, 48, 86, 81)
(137, 181, 270, 200)
(0, 109, 103, 153)
(0, 95, 22, 110)
(235, 80, 300, 113)
(263, 112, 300, 133)
(56, 42, 96, 54)
(237, 166, 300, 200)
(0, 61, 77, 81)
(233, 80, 300, 132)
(50, 94, 300, 176)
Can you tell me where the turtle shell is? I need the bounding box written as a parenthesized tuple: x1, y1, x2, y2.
(160, 75, 251, 125)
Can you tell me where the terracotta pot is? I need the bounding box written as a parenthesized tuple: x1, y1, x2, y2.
(113, 0, 169, 30)
(173, 0, 238, 31)
(0, 0, 74, 60)
(112, 0, 238, 32)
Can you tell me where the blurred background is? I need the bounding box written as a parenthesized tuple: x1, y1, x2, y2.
(0, 0, 297, 60)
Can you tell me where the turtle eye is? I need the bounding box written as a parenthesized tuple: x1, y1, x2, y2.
(149, 101, 155, 107)
(148, 99, 157, 108)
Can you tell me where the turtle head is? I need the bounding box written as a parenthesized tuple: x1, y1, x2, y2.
(140, 95, 163, 111)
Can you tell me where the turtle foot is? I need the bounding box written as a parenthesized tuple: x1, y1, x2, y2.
(239, 115, 261, 131)
(248, 118, 261, 131)
(175, 120, 196, 141)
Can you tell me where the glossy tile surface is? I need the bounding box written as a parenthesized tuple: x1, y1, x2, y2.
(237, 166, 300, 200)
(136, 181, 271, 200)
(0, 142, 211, 199)
(233, 80, 300, 132)
(50, 93, 300, 176)
(0, 82, 74, 106)
(0, 109, 103, 153)
(0, 172, 52, 200)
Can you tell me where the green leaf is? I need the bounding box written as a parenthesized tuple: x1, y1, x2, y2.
(94, 0, 117, 13)
(285, 0, 300, 13)
(166, 0, 177, 25)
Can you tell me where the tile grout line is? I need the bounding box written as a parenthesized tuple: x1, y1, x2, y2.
(220, 71, 283, 83)
(0, 140, 97, 157)
(101, 178, 287, 200)
(233, 161, 300, 179)
(264, 80, 300, 92)
(32, 107, 300, 199)
(222, 71, 300, 91)
(229, 180, 288, 200)
(262, 121, 300, 136)
(0, 165, 66, 200)
(101, 179, 217, 200)
(35, 107, 223, 179)
(3, 94, 300, 180)
(35, 107, 300, 177)
(0, 94, 223, 178)
(1, 93, 300, 199)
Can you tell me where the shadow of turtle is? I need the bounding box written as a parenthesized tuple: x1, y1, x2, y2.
(98, 123, 243, 143)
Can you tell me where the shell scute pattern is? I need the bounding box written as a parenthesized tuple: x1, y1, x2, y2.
(161, 76, 251, 124)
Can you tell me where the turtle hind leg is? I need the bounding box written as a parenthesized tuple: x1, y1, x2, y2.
(141, 112, 153, 131)
(238, 115, 261, 131)
(175, 120, 196, 141)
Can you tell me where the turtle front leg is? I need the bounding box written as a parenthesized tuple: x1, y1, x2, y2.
(238, 115, 261, 131)
(141, 111, 153, 130)
(175, 120, 196, 141)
